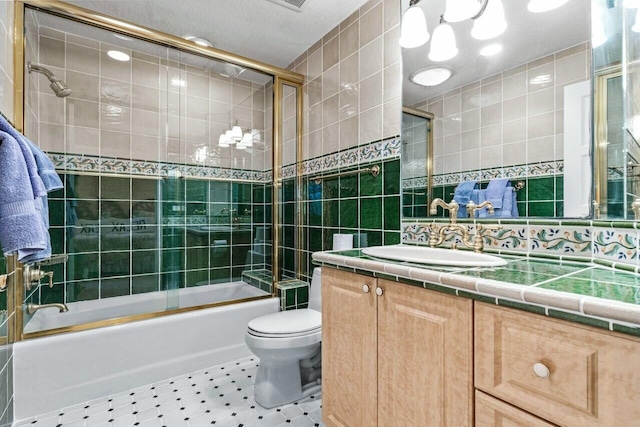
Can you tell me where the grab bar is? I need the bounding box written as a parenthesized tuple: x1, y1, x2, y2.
(312, 165, 380, 185)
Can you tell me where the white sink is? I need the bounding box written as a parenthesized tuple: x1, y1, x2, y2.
(361, 245, 508, 267)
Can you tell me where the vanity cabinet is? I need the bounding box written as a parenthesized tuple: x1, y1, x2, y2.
(322, 267, 473, 427)
(475, 391, 555, 427)
(475, 303, 640, 427)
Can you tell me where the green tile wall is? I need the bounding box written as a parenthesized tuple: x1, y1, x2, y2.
(421, 175, 564, 218)
(301, 158, 402, 282)
(40, 173, 272, 305)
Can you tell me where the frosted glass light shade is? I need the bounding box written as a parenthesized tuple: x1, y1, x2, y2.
(471, 0, 507, 40)
(399, 5, 430, 48)
(428, 23, 458, 62)
(225, 130, 236, 145)
(231, 125, 243, 141)
(527, 0, 570, 13)
(218, 134, 229, 147)
(240, 132, 253, 147)
(444, 0, 482, 22)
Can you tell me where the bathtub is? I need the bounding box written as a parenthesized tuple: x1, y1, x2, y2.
(24, 281, 268, 333)
(13, 288, 278, 420)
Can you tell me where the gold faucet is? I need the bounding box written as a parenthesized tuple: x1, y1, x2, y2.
(465, 200, 495, 217)
(428, 198, 502, 253)
(429, 198, 460, 223)
(26, 302, 68, 314)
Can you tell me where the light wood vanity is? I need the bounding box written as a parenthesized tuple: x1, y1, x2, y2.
(321, 267, 640, 427)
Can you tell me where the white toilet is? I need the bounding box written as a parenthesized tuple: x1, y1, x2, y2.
(245, 268, 322, 408)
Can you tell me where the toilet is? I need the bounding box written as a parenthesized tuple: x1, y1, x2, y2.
(245, 268, 322, 408)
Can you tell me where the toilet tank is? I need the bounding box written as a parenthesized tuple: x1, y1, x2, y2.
(308, 267, 322, 312)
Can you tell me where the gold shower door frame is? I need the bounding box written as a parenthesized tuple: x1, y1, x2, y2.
(6, 0, 304, 341)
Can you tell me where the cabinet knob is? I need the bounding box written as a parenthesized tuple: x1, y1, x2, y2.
(533, 362, 550, 379)
(362, 284, 370, 293)
(375, 287, 384, 296)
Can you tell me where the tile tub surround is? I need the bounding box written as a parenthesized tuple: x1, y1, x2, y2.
(402, 219, 640, 270)
(311, 249, 640, 336)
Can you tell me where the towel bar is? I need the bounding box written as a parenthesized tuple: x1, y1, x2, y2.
(311, 165, 380, 185)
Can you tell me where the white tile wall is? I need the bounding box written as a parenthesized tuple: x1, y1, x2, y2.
(292, 0, 402, 160)
(27, 22, 272, 172)
(413, 42, 591, 176)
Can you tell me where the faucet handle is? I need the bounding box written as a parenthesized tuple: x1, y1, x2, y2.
(466, 201, 495, 217)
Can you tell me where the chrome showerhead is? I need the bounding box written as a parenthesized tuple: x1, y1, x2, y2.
(28, 62, 72, 98)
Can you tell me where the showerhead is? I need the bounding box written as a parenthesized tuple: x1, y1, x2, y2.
(28, 62, 72, 98)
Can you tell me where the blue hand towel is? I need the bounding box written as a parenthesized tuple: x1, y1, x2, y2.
(453, 181, 477, 218)
(485, 178, 510, 209)
(0, 131, 48, 257)
(511, 189, 519, 218)
(25, 139, 63, 192)
(0, 113, 46, 198)
(481, 187, 518, 219)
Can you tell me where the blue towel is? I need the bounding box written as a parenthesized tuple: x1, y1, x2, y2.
(0, 113, 46, 198)
(479, 187, 518, 219)
(0, 132, 48, 257)
(485, 178, 510, 209)
(25, 139, 63, 192)
(471, 189, 487, 218)
(453, 181, 477, 218)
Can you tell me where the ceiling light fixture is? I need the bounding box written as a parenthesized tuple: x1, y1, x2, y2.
(480, 44, 503, 56)
(527, 0, 570, 13)
(401, 0, 506, 63)
(410, 67, 454, 87)
(107, 50, 130, 62)
(399, 0, 430, 48)
(219, 126, 258, 150)
(184, 35, 214, 48)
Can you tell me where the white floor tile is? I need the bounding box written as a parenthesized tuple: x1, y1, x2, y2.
(16, 356, 325, 427)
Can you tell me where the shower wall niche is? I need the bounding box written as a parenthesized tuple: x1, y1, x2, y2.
(21, 7, 277, 323)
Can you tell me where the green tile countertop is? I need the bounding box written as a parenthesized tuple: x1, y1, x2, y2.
(312, 248, 640, 336)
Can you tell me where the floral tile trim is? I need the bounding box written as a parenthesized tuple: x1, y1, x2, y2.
(403, 176, 429, 189)
(530, 226, 591, 254)
(301, 136, 401, 176)
(49, 153, 271, 182)
(432, 160, 563, 186)
(593, 228, 639, 262)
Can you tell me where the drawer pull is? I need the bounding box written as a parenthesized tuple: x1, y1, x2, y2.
(533, 362, 550, 379)
(362, 284, 370, 293)
(376, 287, 384, 296)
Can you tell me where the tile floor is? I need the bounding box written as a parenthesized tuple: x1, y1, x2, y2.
(14, 356, 324, 427)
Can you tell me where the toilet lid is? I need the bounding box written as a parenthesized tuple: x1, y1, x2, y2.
(248, 309, 321, 337)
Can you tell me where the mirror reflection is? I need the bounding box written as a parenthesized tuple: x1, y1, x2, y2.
(400, 0, 591, 219)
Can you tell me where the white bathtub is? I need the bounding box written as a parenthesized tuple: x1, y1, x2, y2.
(24, 281, 268, 333)
(14, 289, 278, 420)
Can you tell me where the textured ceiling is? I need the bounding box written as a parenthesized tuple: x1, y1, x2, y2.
(64, 0, 371, 69)
(401, 0, 591, 105)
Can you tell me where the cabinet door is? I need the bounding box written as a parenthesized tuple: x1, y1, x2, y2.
(378, 280, 473, 427)
(322, 268, 377, 427)
(476, 390, 556, 427)
(475, 303, 640, 427)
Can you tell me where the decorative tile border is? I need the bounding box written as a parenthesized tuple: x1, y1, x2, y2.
(403, 176, 429, 190)
(432, 160, 563, 186)
(49, 153, 271, 182)
(301, 136, 401, 177)
(402, 219, 640, 271)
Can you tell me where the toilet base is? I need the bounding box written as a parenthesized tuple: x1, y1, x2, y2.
(254, 345, 321, 408)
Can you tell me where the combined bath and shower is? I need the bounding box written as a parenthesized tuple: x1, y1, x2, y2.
(27, 62, 72, 98)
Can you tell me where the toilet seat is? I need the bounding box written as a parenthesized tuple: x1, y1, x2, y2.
(248, 309, 321, 339)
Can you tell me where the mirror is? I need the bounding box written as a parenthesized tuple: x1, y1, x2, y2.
(400, 0, 591, 219)
(592, 1, 640, 220)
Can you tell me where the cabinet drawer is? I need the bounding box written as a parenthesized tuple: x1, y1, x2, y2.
(475, 390, 556, 427)
(475, 303, 640, 427)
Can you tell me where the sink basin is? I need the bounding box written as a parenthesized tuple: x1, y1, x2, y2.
(361, 245, 508, 267)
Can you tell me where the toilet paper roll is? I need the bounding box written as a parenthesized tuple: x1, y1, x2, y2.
(354, 233, 368, 248)
(333, 234, 353, 251)
(212, 239, 227, 255)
